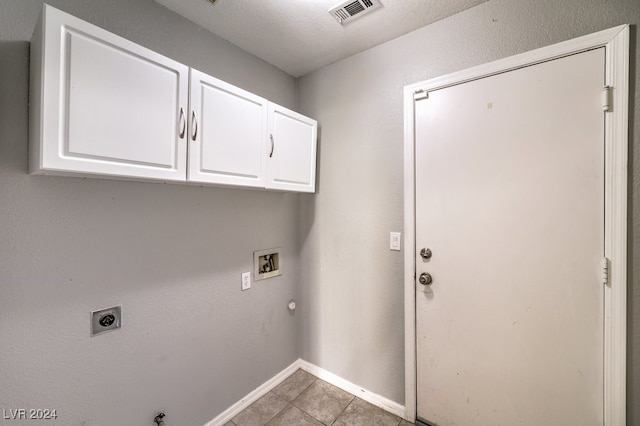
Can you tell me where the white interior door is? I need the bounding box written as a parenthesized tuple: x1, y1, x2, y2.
(415, 48, 605, 426)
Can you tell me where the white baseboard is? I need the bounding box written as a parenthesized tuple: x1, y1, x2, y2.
(203, 360, 302, 426)
(297, 360, 407, 420)
(203, 359, 408, 426)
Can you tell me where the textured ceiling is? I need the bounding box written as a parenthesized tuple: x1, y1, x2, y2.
(154, 0, 488, 77)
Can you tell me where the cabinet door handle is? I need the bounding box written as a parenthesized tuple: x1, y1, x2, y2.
(269, 134, 275, 158)
(191, 110, 198, 141)
(179, 108, 186, 139)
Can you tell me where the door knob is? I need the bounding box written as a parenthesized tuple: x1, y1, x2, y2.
(419, 272, 433, 286)
(420, 248, 432, 260)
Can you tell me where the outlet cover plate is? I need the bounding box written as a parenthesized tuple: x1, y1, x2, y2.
(91, 305, 122, 336)
(390, 232, 401, 251)
(241, 272, 251, 291)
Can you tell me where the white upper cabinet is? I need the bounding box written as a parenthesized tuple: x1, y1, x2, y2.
(267, 103, 317, 193)
(189, 69, 267, 188)
(29, 5, 317, 193)
(30, 4, 189, 181)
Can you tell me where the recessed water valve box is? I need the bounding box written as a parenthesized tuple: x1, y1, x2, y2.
(254, 248, 281, 281)
(91, 305, 121, 336)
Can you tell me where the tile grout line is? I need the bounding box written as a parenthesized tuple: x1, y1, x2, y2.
(276, 371, 318, 404)
(276, 372, 326, 425)
(295, 376, 319, 403)
(288, 376, 322, 421)
(328, 394, 356, 425)
(231, 370, 413, 426)
(263, 394, 294, 426)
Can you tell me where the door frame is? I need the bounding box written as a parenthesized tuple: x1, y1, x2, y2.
(403, 25, 629, 425)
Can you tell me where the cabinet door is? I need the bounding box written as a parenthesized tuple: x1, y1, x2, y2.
(188, 69, 267, 187)
(29, 5, 188, 182)
(266, 103, 317, 193)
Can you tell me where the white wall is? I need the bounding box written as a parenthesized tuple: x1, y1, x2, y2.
(0, 1, 299, 425)
(297, 0, 640, 423)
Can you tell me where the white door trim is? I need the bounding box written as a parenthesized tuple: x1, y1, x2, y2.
(403, 25, 629, 425)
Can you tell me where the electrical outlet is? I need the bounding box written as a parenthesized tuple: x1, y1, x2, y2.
(241, 272, 251, 291)
(390, 232, 402, 251)
(91, 305, 121, 336)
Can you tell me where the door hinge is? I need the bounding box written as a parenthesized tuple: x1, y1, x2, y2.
(602, 86, 612, 112)
(414, 90, 429, 101)
(602, 257, 609, 285)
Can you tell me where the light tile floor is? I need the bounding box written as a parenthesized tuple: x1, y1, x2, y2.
(225, 369, 415, 426)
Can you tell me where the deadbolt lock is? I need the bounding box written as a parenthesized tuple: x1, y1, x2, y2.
(419, 272, 433, 286)
(420, 248, 432, 260)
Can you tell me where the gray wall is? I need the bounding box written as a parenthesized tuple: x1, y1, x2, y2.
(297, 0, 640, 422)
(0, 1, 299, 425)
(2, 0, 639, 424)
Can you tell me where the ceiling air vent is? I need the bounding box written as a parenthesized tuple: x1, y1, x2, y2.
(329, 0, 383, 25)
